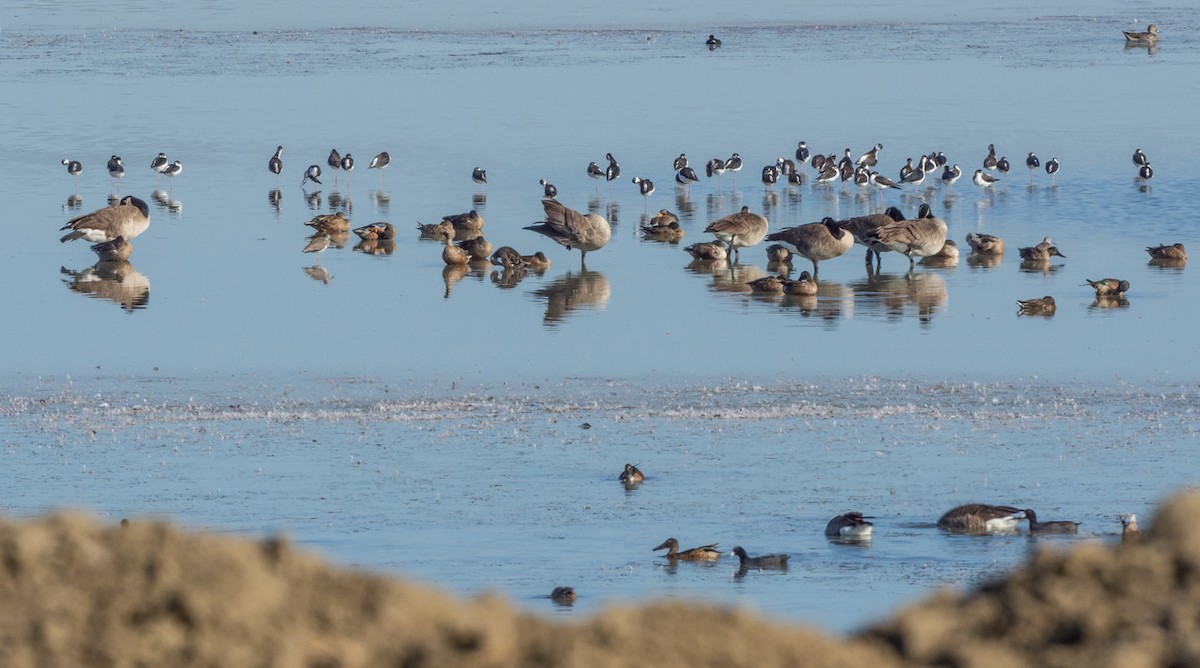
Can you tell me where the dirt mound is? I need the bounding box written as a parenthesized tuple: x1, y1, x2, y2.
(3, 493, 1199, 668)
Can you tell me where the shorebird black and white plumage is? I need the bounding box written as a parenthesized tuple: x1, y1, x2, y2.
(706, 34, 721, 49)
(539, 178, 557, 199)
(107, 155, 125, 193)
(268, 146, 283, 185)
(1025, 152, 1040, 183)
(852, 166, 870, 188)
(60, 195, 150, 243)
(633, 176, 655, 198)
(1138, 163, 1154, 181)
(1045, 157, 1060, 185)
(368, 152, 389, 186)
(810, 153, 826, 173)
(837, 149, 853, 173)
(524, 198, 611, 267)
(150, 152, 169, 184)
(795, 141, 810, 163)
(605, 152, 620, 184)
(921, 154, 939, 175)
(326, 149, 342, 186)
(672, 166, 697, 189)
(934, 152, 948, 167)
(983, 144, 998, 171)
(996, 156, 1011, 175)
(1132, 148, 1148, 167)
(898, 158, 915, 183)
(870, 171, 902, 198)
(776, 157, 796, 176)
(162, 160, 182, 192)
(302, 164, 322, 186)
(724, 152, 743, 187)
(973, 169, 1000, 188)
(587, 161, 605, 190)
(1123, 23, 1159, 45)
(761, 165, 779, 187)
(340, 154, 354, 187)
(62, 159, 83, 189)
(856, 143, 883, 167)
(673, 153, 688, 171)
(941, 164, 962, 188)
(900, 166, 925, 192)
(705, 158, 726, 190)
(815, 164, 838, 185)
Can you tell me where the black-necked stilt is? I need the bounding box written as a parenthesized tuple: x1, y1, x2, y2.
(327, 149, 342, 186)
(673, 153, 688, 171)
(1132, 148, 1148, 167)
(900, 166, 925, 193)
(934, 152, 948, 167)
(997, 156, 1011, 175)
(633, 176, 654, 199)
(795, 141, 810, 163)
(983, 144, 998, 171)
(898, 158, 915, 183)
(1045, 157, 1060, 185)
(725, 152, 743, 187)
(162, 160, 182, 193)
(539, 178, 557, 199)
(676, 166, 699, 187)
(107, 155, 125, 193)
(837, 148, 853, 173)
(789, 170, 805, 187)
(856, 143, 883, 167)
(340, 153, 354, 187)
(150, 152, 169, 185)
(870, 171, 902, 192)
(587, 161, 604, 191)
(973, 169, 1000, 188)
(810, 153, 826, 172)
(815, 164, 838, 185)
(369, 152, 390, 187)
(302, 164, 322, 186)
(706, 34, 721, 49)
(1138, 163, 1154, 181)
(705, 158, 726, 191)
(268, 146, 283, 185)
(921, 154, 938, 175)
(1025, 152, 1040, 183)
(941, 164, 961, 188)
(776, 157, 795, 176)
(605, 152, 620, 183)
(62, 159, 82, 190)
(761, 165, 779, 187)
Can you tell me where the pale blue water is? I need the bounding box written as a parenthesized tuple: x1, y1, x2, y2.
(2, 0, 1199, 633)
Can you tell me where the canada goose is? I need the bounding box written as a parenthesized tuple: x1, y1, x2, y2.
(268, 146, 283, 184)
(1017, 296, 1057, 316)
(60, 195, 150, 243)
(1120, 514, 1140, 541)
(490, 246, 524, 268)
(684, 240, 728, 261)
(654, 538, 722, 561)
(457, 236, 493, 261)
(937, 504, 1025, 533)
(618, 463, 644, 483)
(1018, 236, 1066, 261)
(1085, 278, 1130, 296)
(965, 232, 1005, 255)
(443, 209, 484, 232)
(867, 203, 949, 268)
(825, 512, 873, 539)
(840, 207, 907, 267)
(524, 198, 611, 266)
(784, 270, 817, 296)
(90, 236, 133, 262)
(1023, 508, 1080, 534)
(767, 216, 854, 275)
(703, 206, 769, 261)
(731, 546, 789, 569)
(1146, 243, 1186, 260)
(1123, 23, 1158, 44)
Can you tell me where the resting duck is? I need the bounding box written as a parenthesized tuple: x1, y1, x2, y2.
(824, 512, 874, 539)
(618, 463, 644, 484)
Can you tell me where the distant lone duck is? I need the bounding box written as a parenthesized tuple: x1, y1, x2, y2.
(1017, 296, 1057, 316)
(1023, 508, 1080, 534)
(653, 538, 722, 561)
(965, 232, 1005, 256)
(1146, 243, 1186, 261)
(1121, 514, 1141, 542)
(618, 463, 644, 484)
(825, 512, 874, 539)
(937, 504, 1025, 533)
(60, 195, 151, 243)
(1086, 277, 1130, 296)
(1123, 23, 1159, 45)
(549, 587, 576, 604)
(706, 34, 721, 49)
(731, 546, 789, 570)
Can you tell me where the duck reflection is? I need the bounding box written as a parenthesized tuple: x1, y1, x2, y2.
(1125, 42, 1158, 56)
(303, 265, 332, 284)
(1148, 258, 1186, 270)
(267, 188, 282, 214)
(353, 239, 396, 256)
(967, 253, 1004, 269)
(490, 266, 528, 289)
(151, 189, 182, 215)
(1091, 296, 1130, 310)
(63, 194, 83, 213)
(710, 263, 765, 293)
(442, 263, 488, 299)
(60, 261, 150, 311)
(850, 269, 947, 324)
(780, 279, 854, 322)
(532, 269, 611, 325)
(1019, 259, 1063, 275)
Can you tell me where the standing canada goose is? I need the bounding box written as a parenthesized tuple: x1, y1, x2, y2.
(1138, 163, 1154, 181)
(1123, 23, 1159, 45)
(825, 512, 874, 539)
(706, 34, 721, 49)
(767, 216, 854, 276)
(352, 223, 396, 241)
(937, 504, 1025, 533)
(982, 143, 998, 171)
(866, 203, 949, 268)
(539, 179, 558, 199)
(965, 232, 1005, 255)
(747, 275, 786, 293)
(731, 546, 789, 570)
(941, 164, 962, 188)
(633, 176, 655, 197)
(107, 155, 125, 193)
(340, 154, 354, 187)
(704, 205, 768, 261)
(327, 149, 342, 186)
(268, 146, 283, 185)
(618, 463, 644, 483)
(1045, 157, 1060, 185)
(302, 233, 330, 259)
(443, 209, 484, 232)
(1018, 236, 1065, 261)
(62, 158, 83, 189)
(302, 164, 322, 186)
(673, 153, 688, 171)
(1121, 514, 1140, 541)
(857, 143, 883, 167)
(490, 246, 524, 268)
(370, 152, 391, 187)
(1025, 152, 1040, 183)
(1017, 296, 1057, 316)
(684, 240, 728, 261)
(457, 236, 493, 261)
(654, 538, 722, 561)
(549, 587, 576, 604)
(1132, 148, 1148, 167)
(1022, 508, 1080, 534)
(150, 152, 169, 185)
(973, 169, 1000, 188)
(524, 198, 611, 266)
(90, 236, 133, 262)
(784, 270, 818, 296)
(60, 195, 150, 243)
(1086, 277, 1130, 296)
(1146, 243, 1186, 260)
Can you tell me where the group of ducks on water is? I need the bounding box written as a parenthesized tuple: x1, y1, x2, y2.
(545, 465, 1145, 604)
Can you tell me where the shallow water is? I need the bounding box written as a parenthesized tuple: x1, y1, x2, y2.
(3, 0, 1199, 633)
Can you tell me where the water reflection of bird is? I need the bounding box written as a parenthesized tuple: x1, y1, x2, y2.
(61, 158, 83, 190)
(654, 538, 721, 561)
(354, 239, 395, 256)
(302, 164, 322, 186)
(938, 504, 1024, 533)
(1123, 23, 1158, 45)
(704, 205, 768, 261)
(1085, 277, 1130, 296)
(107, 155, 125, 193)
(825, 512, 873, 539)
(767, 217, 853, 276)
(60, 195, 150, 243)
(1017, 296, 1056, 316)
(60, 261, 150, 311)
(268, 146, 283, 185)
(90, 236, 133, 262)
(533, 268, 610, 324)
(304, 265, 332, 284)
(525, 199, 611, 267)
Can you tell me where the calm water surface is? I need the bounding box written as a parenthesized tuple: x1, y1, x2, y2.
(2, 0, 1199, 632)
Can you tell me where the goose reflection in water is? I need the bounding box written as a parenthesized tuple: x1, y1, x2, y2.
(353, 239, 396, 256)
(531, 269, 610, 326)
(849, 269, 948, 325)
(151, 189, 182, 215)
(60, 261, 150, 311)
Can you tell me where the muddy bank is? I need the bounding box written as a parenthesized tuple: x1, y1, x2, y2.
(2, 494, 1198, 667)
